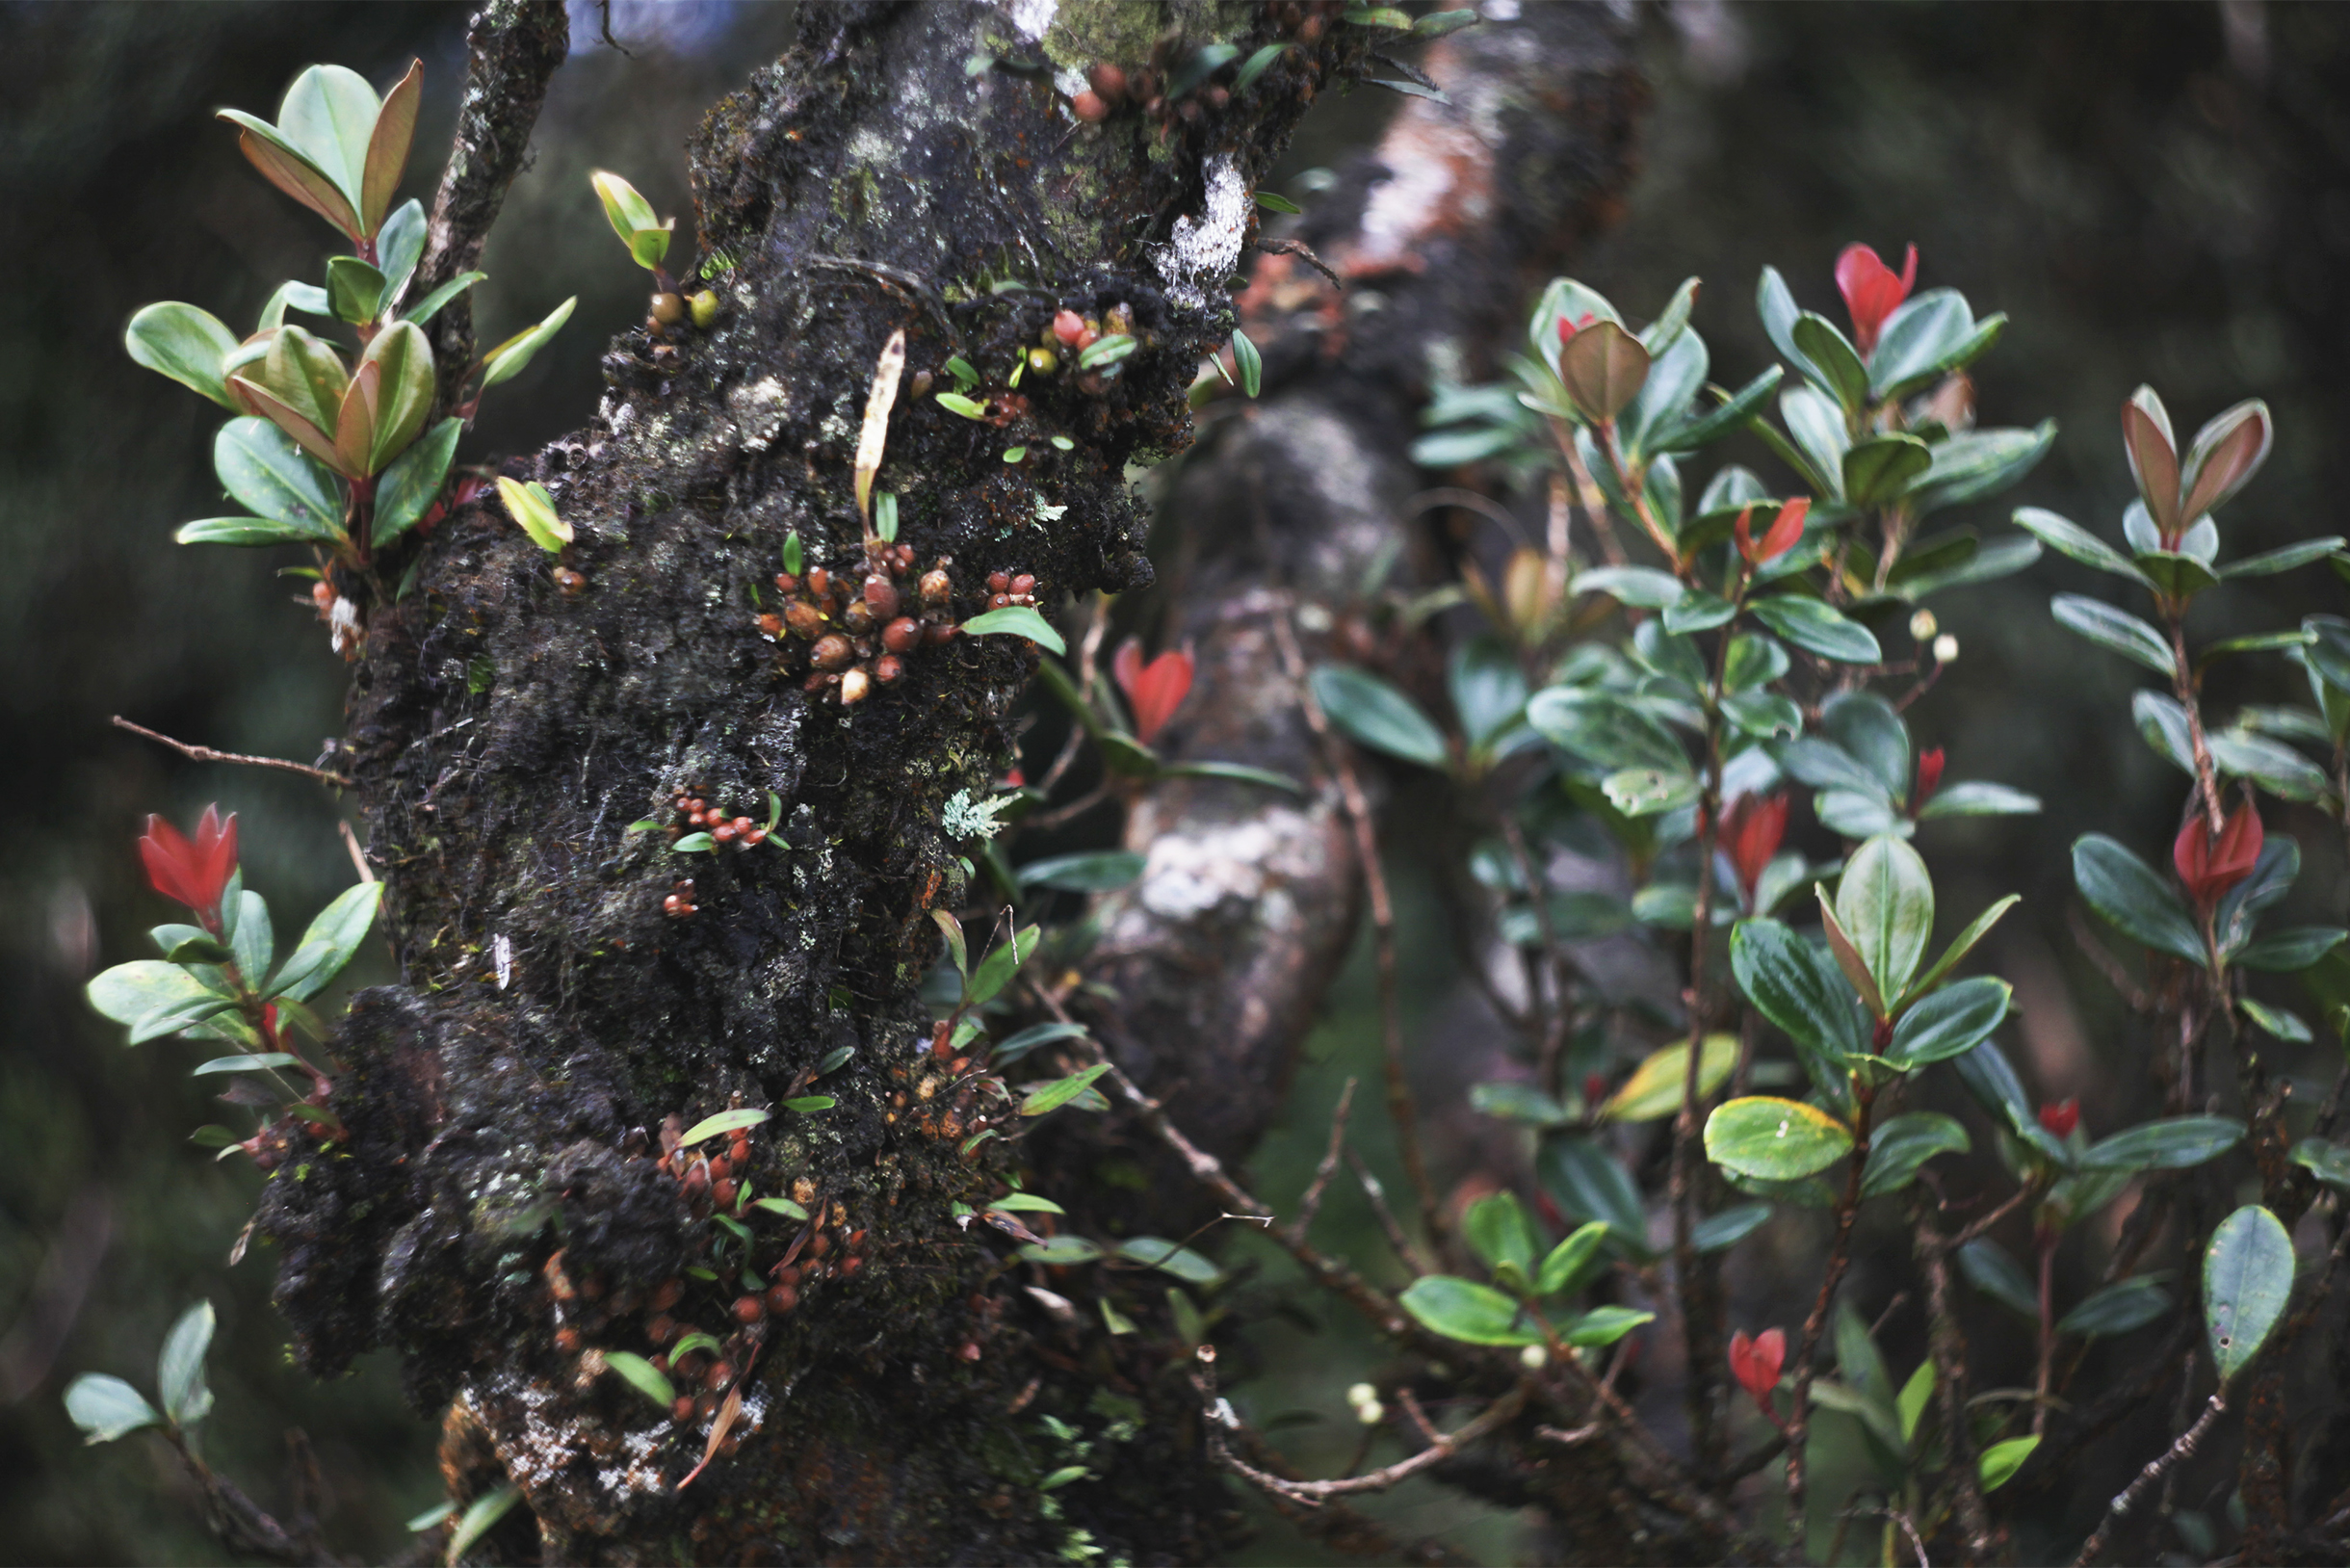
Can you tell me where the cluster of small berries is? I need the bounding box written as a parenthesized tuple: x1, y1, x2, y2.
(662, 877, 697, 920)
(884, 1021, 994, 1147)
(1026, 302, 1138, 385)
(655, 1122, 758, 1213)
(1065, 6, 1342, 134)
(758, 545, 1017, 707)
(666, 788, 770, 849)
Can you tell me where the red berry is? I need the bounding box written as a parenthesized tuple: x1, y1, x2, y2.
(706, 1359, 735, 1391)
(1009, 574, 1036, 597)
(987, 571, 1011, 594)
(554, 1326, 582, 1353)
(766, 1282, 799, 1315)
(652, 1277, 684, 1312)
(713, 1178, 738, 1209)
(864, 575, 901, 618)
(1072, 89, 1109, 122)
(1053, 310, 1085, 347)
(883, 616, 922, 654)
(672, 1395, 696, 1424)
(708, 1155, 731, 1182)
(733, 1294, 767, 1324)
(875, 655, 904, 685)
(647, 1315, 679, 1346)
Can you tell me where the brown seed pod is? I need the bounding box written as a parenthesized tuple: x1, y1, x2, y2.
(707, 1155, 731, 1182)
(705, 1360, 735, 1391)
(728, 1136, 751, 1165)
(554, 1326, 583, 1353)
(756, 613, 783, 639)
(712, 823, 736, 844)
(882, 616, 922, 654)
(732, 1294, 766, 1324)
(771, 1263, 801, 1287)
(842, 600, 875, 634)
(864, 575, 900, 618)
(1071, 89, 1109, 122)
(647, 1315, 679, 1346)
(672, 1395, 697, 1424)
(712, 1177, 738, 1208)
(987, 571, 1011, 594)
(988, 593, 1011, 611)
(773, 572, 798, 594)
(806, 1233, 831, 1260)
(765, 1282, 799, 1316)
(651, 1278, 685, 1313)
(731, 818, 753, 838)
(811, 635, 853, 671)
(806, 566, 830, 597)
(874, 655, 904, 685)
(926, 622, 958, 646)
(841, 1255, 864, 1279)
(783, 600, 825, 638)
(650, 292, 686, 326)
(1088, 62, 1128, 101)
(695, 1391, 719, 1419)
(919, 569, 953, 608)
(1009, 573, 1036, 598)
(554, 566, 587, 596)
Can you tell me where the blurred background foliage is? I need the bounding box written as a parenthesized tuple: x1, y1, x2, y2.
(5, 3, 2348, 1561)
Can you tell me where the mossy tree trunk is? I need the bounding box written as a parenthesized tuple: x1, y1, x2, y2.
(259, 5, 1381, 1560)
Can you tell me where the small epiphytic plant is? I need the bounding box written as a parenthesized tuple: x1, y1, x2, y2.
(590, 170, 718, 335)
(122, 62, 573, 639)
(85, 805, 380, 1159)
(65, 1300, 220, 1457)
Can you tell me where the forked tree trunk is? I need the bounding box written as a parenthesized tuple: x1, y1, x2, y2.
(248, 3, 1639, 1560)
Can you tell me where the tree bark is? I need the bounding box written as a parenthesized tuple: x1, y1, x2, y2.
(246, 3, 1644, 1561)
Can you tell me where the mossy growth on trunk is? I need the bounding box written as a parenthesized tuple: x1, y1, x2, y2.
(254, 5, 1372, 1559)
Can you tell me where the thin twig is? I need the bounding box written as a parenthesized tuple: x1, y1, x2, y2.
(1199, 1356, 1526, 1505)
(1784, 1088, 1879, 1547)
(1347, 1149, 1433, 1277)
(1914, 1201, 1998, 1563)
(1296, 1078, 1358, 1235)
(1272, 610, 1447, 1255)
(113, 717, 353, 788)
(337, 821, 376, 883)
(1252, 237, 1343, 290)
(2072, 1388, 2227, 1566)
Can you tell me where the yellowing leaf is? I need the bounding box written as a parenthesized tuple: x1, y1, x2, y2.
(1602, 1035, 1737, 1122)
(855, 328, 906, 529)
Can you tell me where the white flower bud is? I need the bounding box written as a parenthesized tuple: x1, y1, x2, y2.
(1355, 1398, 1384, 1426)
(1519, 1344, 1549, 1370)
(1933, 634, 1959, 665)
(1909, 609, 1938, 640)
(1345, 1382, 1376, 1409)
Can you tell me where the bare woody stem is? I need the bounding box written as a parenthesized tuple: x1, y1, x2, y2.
(2167, 612, 2225, 834)
(1784, 1082, 1878, 1548)
(1912, 1200, 1998, 1563)
(2071, 1386, 2227, 1566)
(111, 716, 353, 788)
(1274, 610, 1448, 1256)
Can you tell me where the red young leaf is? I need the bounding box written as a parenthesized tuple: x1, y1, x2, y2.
(1728, 1327, 1786, 1408)
(1913, 747, 1945, 810)
(1834, 243, 1917, 356)
(1720, 792, 1789, 907)
(1112, 640, 1195, 745)
(140, 805, 239, 928)
(2037, 1099, 2080, 1139)
(2174, 798, 2261, 913)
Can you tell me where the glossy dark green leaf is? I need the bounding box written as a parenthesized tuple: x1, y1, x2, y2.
(1730, 918, 1868, 1063)
(1888, 976, 2010, 1066)
(265, 881, 382, 1002)
(1791, 314, 1870, 409)
(1951, 1040, 2032, 1135)
(1867, 289, 1973, 396)
(1842, 434, 1933, 509)
(1448, 638, 1528, 746)
(1691, 1203, 1773, 1253)
(1749, 596, 1881, 664)
(602, 1350, 674, 1409)
(1234, 43, 1287, 92)
(2289, 1136, 2350, 1189)
(214, 417, 345, 538)
(2133, 550, 2219, 598)
(1573, 565, 1684, 609)
(86, 961, 234, 1044)
(1959, 1238, 2038, 1320)
(1861, 1111, 1970, 1196)
(1836, 834, 1935, 1002)
(1619, 327, 1707, 457)
(1566, 1305, 1655, 1347)
(1822, 692, 1911, 799)
(1662, 588, 1736, 635)
(2058, 1276, 2171, 1339)
(1465, 1190, 1542, 1279)
(1706, 1097, 1853, 1181)
(1774, 736, 1892, 800)
(1653, 364, 1784, 454)
(1537, 1134, 1651, 1255)
(1721, 691, 1803, 740)
(2072, 834, 2205, 963)
(326, 255, 385, 324)
(1918, 782, 2041, 819)
(2082, 1115, 2242, 1173)
(2013, 507, 2152, 588)
(2205, 1204, 2293, 1382)
(1115, 1237, 1220, 1284)
(1016, 850, 1144, 893)
(1908, 422, 2055, 517)
(1536, 1221, 1610, 1296)
(1313, 666, 1447, 769)
(372, 417, 460, 548)
(1021, 1063, 1111, 1116)
(175, 517, 328, 547)
(2234, 927, 2347, 972)
(2051, 594, 2175, 676)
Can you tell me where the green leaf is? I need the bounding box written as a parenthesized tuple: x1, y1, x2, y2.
(1868, 289, 1971, 396)
(266, 881, 382, 1002)
(1017, 850, 1144, 893)
(2205, 1204, 2294, 1382)
(2072, 835, 2205, 963)
(990, 1021, 1088, 1067)
(1861, 1112, 1970, 1196)
(2289, 1136, 2350, 1189)
(275, 64, 379, 209)
(1821, 691, 1911, 799)
(214, 417, 345, 539)
(1469, 1081, 1573, 1127)
(2058, 1277, 2172, 1339)
(965, 923, 1040, 1008)
(1978, 1435, 2039, 1493)
(960, 604, 1065, 655)
(174, 517, 330, 548)
(1600, 1035, 1736, 1122)
(1776, 385, 1852, 497)
(1312, 666, 1448, 769)
(602, 1350, 675, 1409)
(1115, 1236, 1221, 1284)
(86, 961, 234, 1044)
(1536, 1221, 1611, 1297)
(782, 1095, 836, 1113)
(326, 255, 386, 324)
(219, 103, 363, 237)
(373, 417, 460, 548)
(1888, 977, 2010, 1066)
(1232, 328, 1262, 398)
(1526, 689, 1685, 773)
(1662, 589, 1736, 635)
(680, 1108, 771, 1144)
(1918, 782, 2041, 820)
(1749, 596, 1882, 664)
(1692, 1204, 1773, 1253)
(1897, 1360, 1934, 1445)
(1730, 919, 1869, 1064)
(356, 321, 435, 472)
(1959, 1239, 2039, 1320)
(1012, 1236, 1100, 1267)
(375, 198, 426, 303)
(986, 1191, 1065, 1215)
(2051, 594, 2175, 676)
(1234, 43, 1287, 92)
(1791, 314, 1870, 410)
(2224, 537, 2344, 579)
(401, 270, 485, 327)
(1842, 434, 1933, 509)
(257, 280, 330, 329)
(1705, 1097, 1853, 1182)
(156, 1300, 216, 1428)
(480, 296, 577, 387)
(1721, 692, 1803, 740)
(1836, 835, 1935, 1002)
(1557, 320, 1649, 422)
(2013, 507, 2152, 588)
(1414, 7, 1481, 36)
(1397, 1276, 1544, 1346)
(1465, 1191, 1541, 1278)
(154, 925, 231, 964)
(2235, 927, 2347, 971)
(1574, 564, 1684, 610)
(1656, 365, 1785, 455)
(494, 477, 571, 553)
(1537, 1135, 1652, 1255)
(192, 1053, 300, 1076)
(125, 302, 242, 407)
(1566, 1305, 1656, 1347)
(671, 831, 715, 852)
(1079, 333, 1137, 370)
(1021, 1062, 1112, 1116)
(64, 1373, 161, 1445)
(1910, 424, 2056, 518)
(2081, 1115, 2242, 1173)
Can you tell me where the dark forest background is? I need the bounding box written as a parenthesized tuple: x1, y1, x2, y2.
(5, 2, 2348, 1560)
